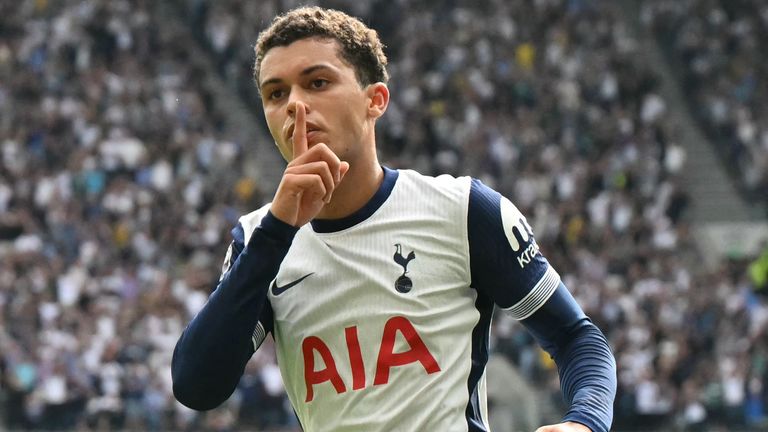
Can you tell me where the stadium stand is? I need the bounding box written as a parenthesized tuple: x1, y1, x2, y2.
(644, 0, 768, 207)
(0, 0, 766, 430)
(1, 0, 263, 430)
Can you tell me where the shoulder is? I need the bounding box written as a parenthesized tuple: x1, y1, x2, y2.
(237, 202, 273, 246)
(392, 170, 474, 220)
(396, 169, 473, 199)
(403, 173, 511, 217)
(398, 168, 471, 186)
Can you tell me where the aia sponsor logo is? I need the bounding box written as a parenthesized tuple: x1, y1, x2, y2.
(301, 316, 440, 402)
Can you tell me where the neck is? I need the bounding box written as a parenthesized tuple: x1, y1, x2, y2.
(316, 157, 383, 220)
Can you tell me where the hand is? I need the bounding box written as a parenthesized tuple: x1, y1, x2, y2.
(270, 102, 349, 227)
(535, 421, 592, 432)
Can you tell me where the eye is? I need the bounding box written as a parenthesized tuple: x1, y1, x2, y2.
(310, 79, 329, 89)
(268, 88, 285, 100)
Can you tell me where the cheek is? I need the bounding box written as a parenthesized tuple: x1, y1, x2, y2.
(265, 116, 279, 138)
(341, 101, 368, 135)
(264, 114, 284, 143)
(265, 122, 290, 161)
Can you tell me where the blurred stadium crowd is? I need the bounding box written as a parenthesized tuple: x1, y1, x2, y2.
(0, 0, 766, 431)
(644, 0, 768, 205)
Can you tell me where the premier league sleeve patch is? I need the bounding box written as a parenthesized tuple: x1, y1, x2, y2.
(219, 224, 246, 281)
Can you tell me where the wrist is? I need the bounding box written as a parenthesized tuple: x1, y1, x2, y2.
(257, 211, 300, 244)
(564, 421, 591, 432)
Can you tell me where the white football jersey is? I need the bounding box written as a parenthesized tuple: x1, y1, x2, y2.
(235, 167, 560, 431)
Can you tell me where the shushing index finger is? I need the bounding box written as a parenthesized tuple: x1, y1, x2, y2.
(292, 102, 308, 159)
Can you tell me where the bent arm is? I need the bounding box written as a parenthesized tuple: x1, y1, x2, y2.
(467, 178, 616, 431)
(521, 284, 616, 432)
(172, 212, 297, 410)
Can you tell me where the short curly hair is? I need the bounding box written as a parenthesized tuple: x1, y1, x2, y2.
(253, 6, 389, 91)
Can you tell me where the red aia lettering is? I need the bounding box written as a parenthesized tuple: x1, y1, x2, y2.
(345, 326, 366, 390)
(301, 317, 441, 402)
(373, 316, 441, 385)
(302, 336, 346, 402)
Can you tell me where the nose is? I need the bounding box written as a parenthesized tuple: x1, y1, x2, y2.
(286, 88, 310, 117)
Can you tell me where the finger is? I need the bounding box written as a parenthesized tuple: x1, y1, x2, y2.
(292, 102, 308, 159)
(294, 143, 344, 184)
(282, 172, 327, 202)
(285, 161, 336, 203)
(339, 161, 350, 181)
(327, 161, 350, 203)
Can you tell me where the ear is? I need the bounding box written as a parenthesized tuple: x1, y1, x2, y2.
(366, 83, 389, 119)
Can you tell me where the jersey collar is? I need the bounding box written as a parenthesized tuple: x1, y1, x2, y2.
(310, 165, 398, 233)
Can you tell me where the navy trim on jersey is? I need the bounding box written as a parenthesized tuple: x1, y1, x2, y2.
(465, 292, 494, 431)
(310, 166, 398, 233)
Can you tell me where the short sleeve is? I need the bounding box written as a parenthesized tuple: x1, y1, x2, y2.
(467, 179, 560, 318)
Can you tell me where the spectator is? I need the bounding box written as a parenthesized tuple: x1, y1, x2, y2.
(1, 0, 766, 430)
(644, 0, 768, 206)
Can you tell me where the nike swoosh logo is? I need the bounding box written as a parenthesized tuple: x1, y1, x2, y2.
(271, 272, 314, 296)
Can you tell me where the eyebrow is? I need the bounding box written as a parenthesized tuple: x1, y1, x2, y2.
(260, 64, 336, 90)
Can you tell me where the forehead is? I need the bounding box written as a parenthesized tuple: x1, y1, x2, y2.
(259, 38, 353, 84)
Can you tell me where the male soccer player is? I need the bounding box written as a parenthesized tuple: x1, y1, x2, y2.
(172, 6, 616, 432)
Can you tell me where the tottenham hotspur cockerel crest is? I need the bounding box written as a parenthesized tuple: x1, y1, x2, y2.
(393, 243, 416, 293)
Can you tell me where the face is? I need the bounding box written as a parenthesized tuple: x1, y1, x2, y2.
(259, 38, 385, 162)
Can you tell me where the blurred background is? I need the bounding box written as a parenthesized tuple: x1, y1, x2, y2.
(1, 0, 768, 430)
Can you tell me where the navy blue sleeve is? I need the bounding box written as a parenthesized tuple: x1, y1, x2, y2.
(172, 211, 297, 410)
(468, 178, 557, 311)
(221, 223, 275, 339)
(468, 179, 616, 432)
(522, 285, 617, 432)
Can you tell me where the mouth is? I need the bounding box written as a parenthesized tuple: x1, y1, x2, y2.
(286, 122, 322, 143)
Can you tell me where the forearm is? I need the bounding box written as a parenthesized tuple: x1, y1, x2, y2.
(554, 320, 617, 432)
(520, 283, 616, 432)
(172, 212, 297, 410)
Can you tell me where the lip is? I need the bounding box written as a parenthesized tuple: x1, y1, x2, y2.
(305, 130, 323, 145)
(285, 121, 322, 143)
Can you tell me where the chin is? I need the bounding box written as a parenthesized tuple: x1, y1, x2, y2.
(276, 145, 291, 162)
